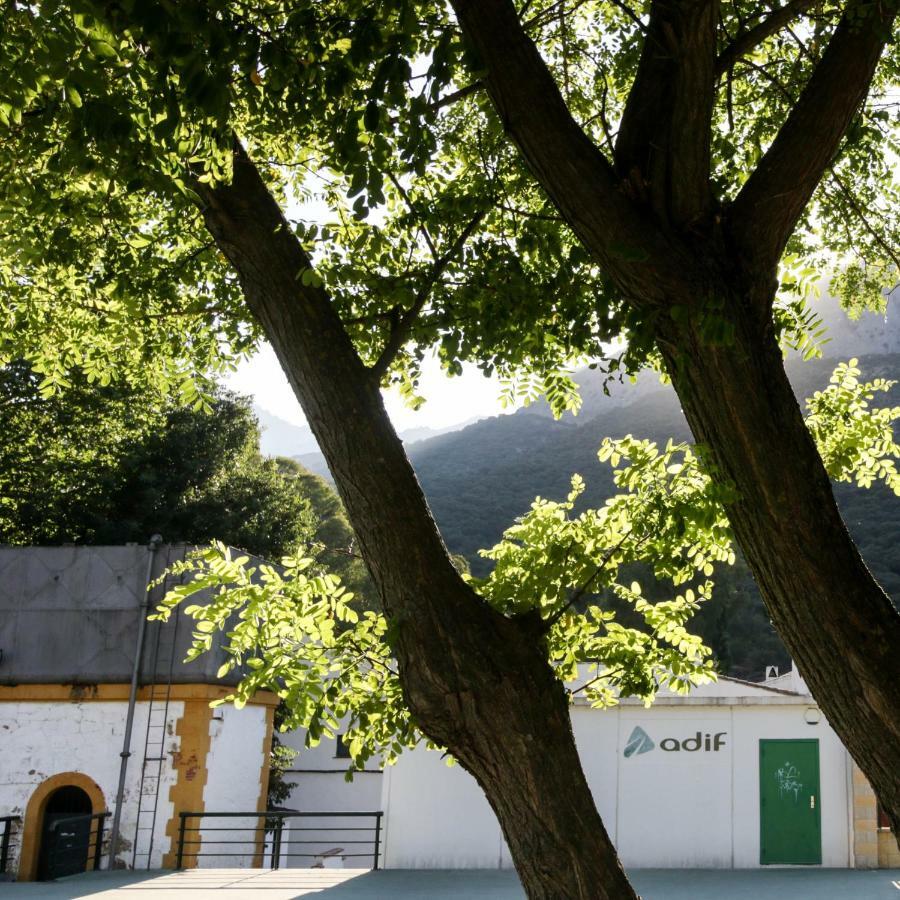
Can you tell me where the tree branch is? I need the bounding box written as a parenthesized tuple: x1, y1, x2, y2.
(596, 76, 617, 155)
(342, 308, 399, 327)
(715, 0, 823, 76)
(449, 0, 697, 305)
(190, 140, 496, 654)
(542, 528, 652, 632)
(386, 171, 439, 259)
(614, 0, 719, 226)
(370, 210, 487, 379)
(523, 0, 592, 31)
(568, 666, 625, 697)
(497, 201, 564, 222)
(429, 81, 483, 112)
(605, 0, 650, 34)
(828, 171, 900, 275)
(729, 0, 898, 272)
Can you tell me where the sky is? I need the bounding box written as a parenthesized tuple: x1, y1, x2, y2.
(224, 343, 515, 433)
(223, 186, 521, 434)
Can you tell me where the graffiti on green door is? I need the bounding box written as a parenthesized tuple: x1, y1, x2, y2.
(774, 761, 803, 801)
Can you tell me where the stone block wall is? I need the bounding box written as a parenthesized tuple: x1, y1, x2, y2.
(851, 762, 898, 868)
(878, 822, 900, 868)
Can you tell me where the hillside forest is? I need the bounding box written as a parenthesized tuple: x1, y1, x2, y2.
(290, 352, 900, 681)
(4, 350, 897, 684)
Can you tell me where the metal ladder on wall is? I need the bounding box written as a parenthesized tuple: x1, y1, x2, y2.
(131, 550, 184, 870)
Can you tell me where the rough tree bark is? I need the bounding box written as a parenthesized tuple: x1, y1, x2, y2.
(659, 294, 900, 833)
(451, 0, 900, 835)
(193, 147, 638, 900)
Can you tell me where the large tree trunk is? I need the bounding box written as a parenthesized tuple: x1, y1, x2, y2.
(659, 290, 900, 836)
(194, 147, 638, 900)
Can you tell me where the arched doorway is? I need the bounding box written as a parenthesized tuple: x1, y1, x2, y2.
(37, 785, 94, 880)
(17, 772, 106, 882)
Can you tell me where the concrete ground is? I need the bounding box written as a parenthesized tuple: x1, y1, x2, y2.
(1, 868, 899, 899)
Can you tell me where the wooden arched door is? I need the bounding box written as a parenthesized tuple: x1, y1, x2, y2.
(37, 784, 94, 880)
(18, 772, 105, 882)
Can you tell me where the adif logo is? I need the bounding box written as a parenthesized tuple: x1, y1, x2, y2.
(623, 726, 728, 756)
(623, 726, 655, 758)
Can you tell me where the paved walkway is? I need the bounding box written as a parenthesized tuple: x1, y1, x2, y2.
(1, 868, 898, 899)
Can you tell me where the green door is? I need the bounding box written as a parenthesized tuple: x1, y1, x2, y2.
(759, 739, 822, 865)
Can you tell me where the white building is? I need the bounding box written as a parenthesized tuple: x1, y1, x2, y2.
(6, 545, 893, 878)
(0, 545, 276, 881)
(280, 731, 383, 818)
(272, 715, 384, 869)
(373, 669, 898, 870)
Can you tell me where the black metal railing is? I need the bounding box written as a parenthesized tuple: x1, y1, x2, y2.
(1, 815, 21, 877)
(175, 810, 383, 871)
(41, 811, 109, 881)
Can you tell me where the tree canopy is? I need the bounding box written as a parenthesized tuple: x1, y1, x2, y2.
(0, 363, 314, 557)
(3, 1, 900, 895)
(4, 0, 896, 397)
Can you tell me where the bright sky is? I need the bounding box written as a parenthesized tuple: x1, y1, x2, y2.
(224, 343, 514, 432)
(223, 186, 519, 433)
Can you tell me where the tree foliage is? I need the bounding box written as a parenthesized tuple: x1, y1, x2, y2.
(3, 0, 900, 878)
(4, 0, 896, 402)
(274, 456, 380, 611)
(155, 359, 899, 768)
(806, 358, 900, 493)
(0, 363, 315, 557)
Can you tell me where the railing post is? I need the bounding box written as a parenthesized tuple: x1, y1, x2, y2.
(373, 812, 382, 870)
(175, 814, 188, 869)
(270, 816, 283, 871)
(93, 814, 108, 871)
(0, 817, 14, 875)
(1, 819, 10, 874)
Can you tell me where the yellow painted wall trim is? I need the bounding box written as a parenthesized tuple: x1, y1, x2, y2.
(17, 772, 106, 882)
(252, 704, 276, 866)
(161, 699, 214, 869)
(0, 683, 279, 707)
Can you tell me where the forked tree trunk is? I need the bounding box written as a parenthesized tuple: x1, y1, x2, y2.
(659, 291, 900, 836)
(195, 147, 639, 900)
(447, 0, 900, 836)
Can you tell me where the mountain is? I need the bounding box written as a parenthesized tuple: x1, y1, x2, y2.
(413, 353, 900, 577)
(254, 406, 320, 457)
(408, 352, 899, 679)
(255, 405, 481, 461)
(812, 289, 900, 356)
(288, 354, 899, 582)
(278, 292, 900, 680)
(291, 289, 900, 473)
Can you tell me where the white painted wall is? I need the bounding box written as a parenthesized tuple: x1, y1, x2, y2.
(617, 708, 734, 867)
(204, 703, 268, 813)
(277, 728, 384, 869)
(280, 728, 383, 813)
(382, 751, 506, 869)
(379, 688, 852, 870)
(571, 706, 620, 843)
(197, 703, 270, 868)
(282, 770, 383, 815)
(0, 699, 183, 872)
